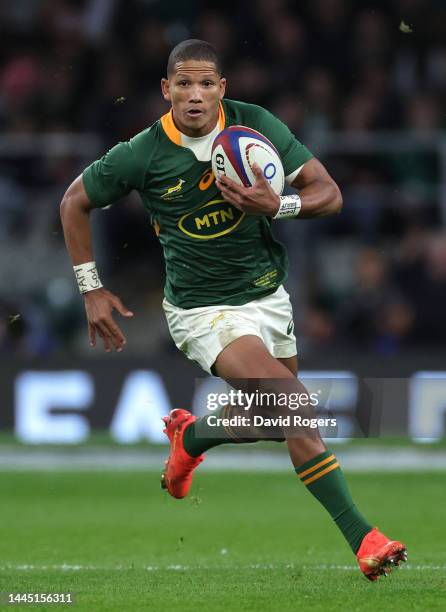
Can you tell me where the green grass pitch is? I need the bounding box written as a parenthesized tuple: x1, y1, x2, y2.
(0, 469, 445, 611)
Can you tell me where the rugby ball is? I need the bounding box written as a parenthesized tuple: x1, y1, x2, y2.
(211, 125, 285, 195)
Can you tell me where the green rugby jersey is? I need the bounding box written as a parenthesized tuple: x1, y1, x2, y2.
(82, 98, 313, 308)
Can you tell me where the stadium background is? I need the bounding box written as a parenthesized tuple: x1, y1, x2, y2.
(1, 0, 445, 439)
(0, 1, 445, 610)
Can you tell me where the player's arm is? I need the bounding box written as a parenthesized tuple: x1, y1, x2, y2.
(60, 175, 133, 353)
(289, 157, 342, 218)
(216, 158, 342, 218)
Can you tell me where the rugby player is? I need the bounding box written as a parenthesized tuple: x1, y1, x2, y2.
(60, 39, 406, 580)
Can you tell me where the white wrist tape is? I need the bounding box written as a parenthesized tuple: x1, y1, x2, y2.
(273, 194, 302, 219)
(73, 261, 103, 294)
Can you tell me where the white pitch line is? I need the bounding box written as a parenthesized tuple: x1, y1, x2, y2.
(0, 564, 444, 572)
(1, 449, 446, 472)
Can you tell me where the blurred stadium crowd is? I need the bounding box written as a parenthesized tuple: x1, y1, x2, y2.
(1, 0, 445, 358)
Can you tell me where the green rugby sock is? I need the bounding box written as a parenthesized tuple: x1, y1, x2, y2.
(296, 450, 372, 553)
(183, 407, 257, 457)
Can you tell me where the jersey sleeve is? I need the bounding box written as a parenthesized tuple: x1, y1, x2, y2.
(82, 140, 145, 208)
(253, 106, 313, 177)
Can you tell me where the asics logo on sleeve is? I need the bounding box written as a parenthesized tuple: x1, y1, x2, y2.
(198, 168, 215, 191)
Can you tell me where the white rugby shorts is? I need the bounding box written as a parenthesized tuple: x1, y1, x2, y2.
(162, 285, 297, 374)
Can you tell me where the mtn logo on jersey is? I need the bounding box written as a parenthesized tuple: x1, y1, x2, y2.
(178, 198, 245, 240)
(161, 178, 185, 200)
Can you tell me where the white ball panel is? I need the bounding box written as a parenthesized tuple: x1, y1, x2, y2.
(211, 144, 243, 186)
(244, 142, 285, 195)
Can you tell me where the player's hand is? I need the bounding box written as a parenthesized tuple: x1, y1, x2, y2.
(216, 163, 280, 216)
(83, 288, 134, 353)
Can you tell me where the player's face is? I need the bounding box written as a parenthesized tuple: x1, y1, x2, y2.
(161, 60, 226, 137)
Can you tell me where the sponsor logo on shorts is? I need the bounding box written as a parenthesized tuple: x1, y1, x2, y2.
(287, 319, 294, 335)
(210, 312, 225, 328)
(178, 198, 245, 240)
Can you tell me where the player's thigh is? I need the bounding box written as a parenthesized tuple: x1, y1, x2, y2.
(214, 334, 296, 380)
(277, 355, 298, 377)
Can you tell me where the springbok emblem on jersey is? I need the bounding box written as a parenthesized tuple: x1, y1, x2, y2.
(161, 178, 185, 199)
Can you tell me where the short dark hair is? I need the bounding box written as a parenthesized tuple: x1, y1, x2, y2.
(167, 39, 222, 76)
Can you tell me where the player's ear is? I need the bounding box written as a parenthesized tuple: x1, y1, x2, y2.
(219, 78, 226, 100)
(161, 78, 171, 102)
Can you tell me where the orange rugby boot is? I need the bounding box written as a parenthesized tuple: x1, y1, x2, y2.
(356, 527, 407, 581)
(161, 409, 204, 499)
